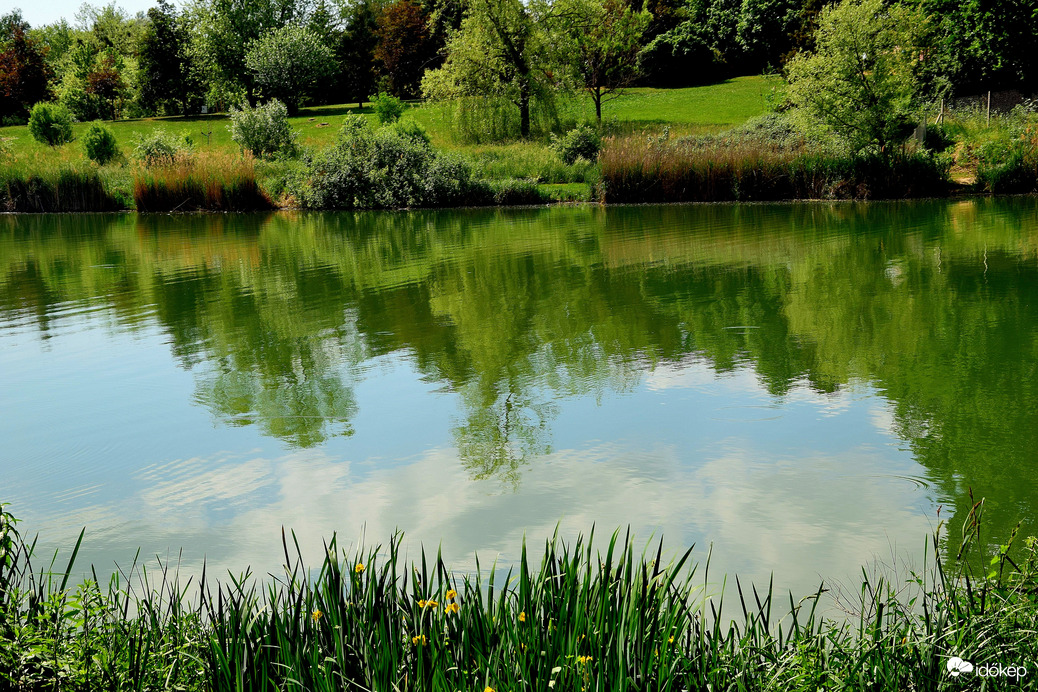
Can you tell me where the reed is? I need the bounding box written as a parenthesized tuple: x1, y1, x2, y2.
(0, 165, 126, 212)
(1, 498, 1036, 691)
(601, 135, 950, 203)
(133, 152, 275, 213)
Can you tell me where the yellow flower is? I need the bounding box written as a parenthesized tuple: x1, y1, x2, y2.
(577, 655, 593, 665)
(445, 602, 460, 614)
(418, 599, 426, 608)
(412, 634, 427, 646)
(355, 563, 365, 573)
(668, 636, 674, 644)
(519, 611, 526, 622)
(445, 589, 457, 601)
(484, 687, 495, 692)
(312, 609, 323, 621)
(426, 599, 438, 608)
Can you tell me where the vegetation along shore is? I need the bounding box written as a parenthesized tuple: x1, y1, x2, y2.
(2, 501, 1037, 690)
(3, 0, 1038, 212)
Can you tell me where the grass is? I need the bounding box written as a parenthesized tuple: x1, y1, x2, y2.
(1, 497, 1037, 691)
(133, 152, 274, 212)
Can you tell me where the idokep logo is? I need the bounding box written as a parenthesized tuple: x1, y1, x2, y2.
(947, 656, 1029, 680)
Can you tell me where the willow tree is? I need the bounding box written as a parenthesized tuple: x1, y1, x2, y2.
(422, 0, 557, 139)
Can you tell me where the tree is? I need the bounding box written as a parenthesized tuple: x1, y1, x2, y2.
(245, 24, 337, 113)
(786, 0, 928, 154)
(185, 0, 313, 108)
(555, 0, 649, 123)
(0, 22, 53, 120)
(422, 0, 557, 139)
(138, 0, 200, 115)
(85, 50, 125, 120)
(338, 0, 379, 106)
(374, 0, 436, 98)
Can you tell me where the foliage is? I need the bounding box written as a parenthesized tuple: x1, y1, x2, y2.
(245, 24, 337, 114)
(550, 123, 601, 164)
(422, 0, 558, 139)
(554, 0, 650, 123)
(337, 0, 379, 106)
(184, 0, 311, 109)
(84, 51, 125, 120)
(0, 165, 125, 211)
(27, 101, 74, 146)
(786, 0, 929, 155)
(0, 24, 53, 120)
(81, 122, 120, 164)
(373, 0, 436, 99)
(132, 129, 192, 166)
(372, 91, 405, 124)
(295, 114, 489, 208)
(975, 124, 1038, 194)
(228, 98, 298, 159)
(138, 0, 199, 116)
(917, 0, 1038, 94)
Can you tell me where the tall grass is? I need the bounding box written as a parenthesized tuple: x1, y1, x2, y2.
(1, 498, 1036, 691)
(0, 165, 127, 212)
(601, 135, 951, 203)
(132, 152, 274, 212)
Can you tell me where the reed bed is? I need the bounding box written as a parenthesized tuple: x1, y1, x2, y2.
(1, 499, 1036, 691)
(0, 166, 126, 212)
(601, 136, 951, 203)
(133, 152, 275, 213)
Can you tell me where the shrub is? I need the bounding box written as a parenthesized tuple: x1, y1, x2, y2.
(27, 102, 74, 146)
(551, 124, 600, 164)
(372, 92, 405, 124)
(976, 129, 1038, 193)
(82, 123, 120, 165)
(228, 99, 298, 160)
(296, 114, 485, 209)
(132, 130, 192, 166)
(389, 118, 430, 144)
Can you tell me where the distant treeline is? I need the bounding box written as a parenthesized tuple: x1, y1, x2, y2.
(1, 0, 1036, 125)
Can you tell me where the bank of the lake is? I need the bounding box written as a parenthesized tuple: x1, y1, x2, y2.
(2, 502, 1036, 692)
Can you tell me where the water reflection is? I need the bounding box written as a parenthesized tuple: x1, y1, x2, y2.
(1, 199, 1037, 587)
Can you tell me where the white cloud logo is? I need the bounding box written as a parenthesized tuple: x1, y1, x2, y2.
(947, 657, 974, 676)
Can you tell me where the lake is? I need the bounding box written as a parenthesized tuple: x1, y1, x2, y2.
(2, 199, 1036, 596)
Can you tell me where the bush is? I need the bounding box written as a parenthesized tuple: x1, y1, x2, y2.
(132, 130, 192, 166)
(27, 102, 74, 146)
(228, 99, 298, 160)
(296, 114, 486, 209)
(976, 130, 1038, 193)
(551, 125, 601, 164)
(372, 92, 405, 124)
(82, 123, 120, 165)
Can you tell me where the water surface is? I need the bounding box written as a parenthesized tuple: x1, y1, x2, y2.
(2, 200, 1036, 595)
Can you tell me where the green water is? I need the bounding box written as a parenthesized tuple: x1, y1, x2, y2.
(1, 200, 1036, 593)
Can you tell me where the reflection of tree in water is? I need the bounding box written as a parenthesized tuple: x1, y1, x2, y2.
(453, 383, 557, 488)
(3, 201, 1038, 544)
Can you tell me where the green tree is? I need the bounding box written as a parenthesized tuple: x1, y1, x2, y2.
(338, 0, 379, 106)
(185, 0, 313, 108)
(422, 0, 557, 139)
(786, 0, 928, 154)
(555, 0, 649, 123)
(245, 24, 337, 113)
(138, 0, 200, 115)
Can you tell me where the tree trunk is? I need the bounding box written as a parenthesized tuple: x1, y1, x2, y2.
(594, 87, 602, 124)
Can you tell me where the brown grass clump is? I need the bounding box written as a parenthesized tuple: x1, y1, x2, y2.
(600, 135, 950, 203)
(133, 151, 275, 212)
